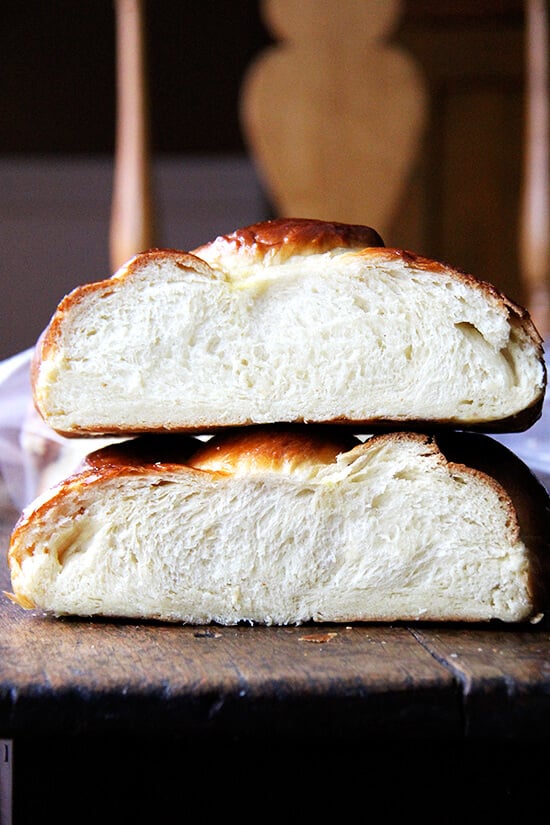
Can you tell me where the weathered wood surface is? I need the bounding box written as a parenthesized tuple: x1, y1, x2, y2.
(1, 479, 549, 744)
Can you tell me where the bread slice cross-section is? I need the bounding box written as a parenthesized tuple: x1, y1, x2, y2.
(7, 426, 549, 624)
(31, 218, 546, 436)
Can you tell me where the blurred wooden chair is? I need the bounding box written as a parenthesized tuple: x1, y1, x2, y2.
(520, 0, 549, 339)
(110, 0, 155, 273)
(239, 0, 427, 244)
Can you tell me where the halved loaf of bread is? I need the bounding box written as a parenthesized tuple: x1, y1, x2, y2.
(31, 218, 545, 436)
(7, 426, 550, 624)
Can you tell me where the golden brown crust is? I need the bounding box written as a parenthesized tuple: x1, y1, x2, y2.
(82, 433, 202, 472)
(187, 423, 361, 475)
(191, 216, 385, 266)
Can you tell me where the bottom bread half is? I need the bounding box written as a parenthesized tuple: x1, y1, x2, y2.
(6, 426, 550, 624)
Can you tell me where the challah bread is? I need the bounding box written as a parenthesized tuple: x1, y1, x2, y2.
(31, 218, 545, 436)
(7, 425, 550, 624)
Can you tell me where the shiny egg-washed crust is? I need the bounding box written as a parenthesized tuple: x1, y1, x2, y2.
(7, 425, 550, 621)
(83, 425, 361, 475)
(191, 216, 385, 267)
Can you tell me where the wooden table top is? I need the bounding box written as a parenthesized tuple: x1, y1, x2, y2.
(1, 475, 549, 747)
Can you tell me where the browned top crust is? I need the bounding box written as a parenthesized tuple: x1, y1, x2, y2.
(78, 426, 361, 476)
(82, 433, 201, 472)
(187, 424, 361, 475)
(191, 216, 385, 266)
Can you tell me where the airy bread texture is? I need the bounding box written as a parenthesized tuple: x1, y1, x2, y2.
(7, 426, 550, 624)
(31, 218, 545, 436)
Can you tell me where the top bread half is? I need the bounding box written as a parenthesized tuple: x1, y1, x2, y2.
(31, 218, 546, 437)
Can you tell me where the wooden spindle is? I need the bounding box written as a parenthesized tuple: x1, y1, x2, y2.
(520, 0, 550, 339)
(110, 0, 155, 273)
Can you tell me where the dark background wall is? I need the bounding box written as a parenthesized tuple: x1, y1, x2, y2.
(0, 0, 272, 157)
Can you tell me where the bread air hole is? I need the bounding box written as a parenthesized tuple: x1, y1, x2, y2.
(500, 345, 520, 385)
(454, 321, 519, 386)
(454, 320, 486, 342)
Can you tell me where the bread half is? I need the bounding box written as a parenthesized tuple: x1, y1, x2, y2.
(7, 426, 549, 624)
(31, 218, 545, 436)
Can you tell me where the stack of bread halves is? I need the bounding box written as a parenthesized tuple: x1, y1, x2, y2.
(6, 218, 550, 624)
